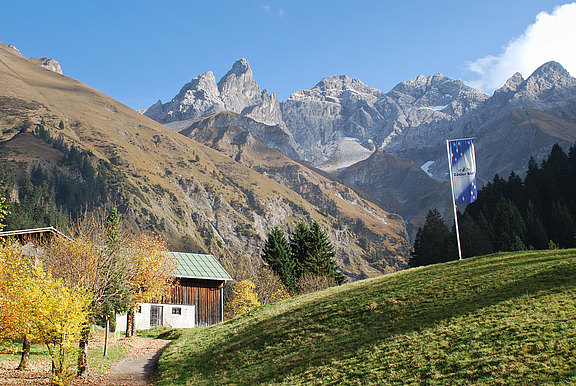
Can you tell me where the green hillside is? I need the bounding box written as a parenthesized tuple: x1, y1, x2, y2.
(155, 249, 576, 384)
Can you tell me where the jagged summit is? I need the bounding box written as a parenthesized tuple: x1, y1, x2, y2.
(530, 61, 571, 80)
(145, 58, 283, 127)
(228, 58, 251, 75)
(501, 61, 576, 108)
(0, 41, 22, 56)
(390, 72, 479, 100)
(496, 72, 525, 94)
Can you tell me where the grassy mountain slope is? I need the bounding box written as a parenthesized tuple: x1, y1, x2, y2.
(0, 44, 409, 278)
(155, 249, 576, 384)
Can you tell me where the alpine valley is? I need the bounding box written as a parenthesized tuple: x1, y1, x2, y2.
(145, 58, 576, 237)
(2, 40, 576, 281)
(0, 43, 409, 281)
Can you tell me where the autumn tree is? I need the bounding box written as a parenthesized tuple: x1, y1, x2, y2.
(124, 233, 177, 337)
(43, 210, 132, 377)
(296, 273, 337, 294)
(0, 240, 35, 369)
(26, 264, 89, 385)
(224, 280, 260, 318)
(0, 240, 89, 385)
(254, 266, 290, 305)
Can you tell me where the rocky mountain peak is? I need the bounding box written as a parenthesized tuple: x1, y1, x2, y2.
(0, 42, 62, 74)
(0, 41, 23, 56)
(229, 58, 251, 75)
(38, 57, 63, 75)
(217, 58, 262, 113)
(178, 71, 219, 98)
(496, 72, 525, 94)
(523, 61, 574, 92)
(314, 75, 382, 96)
(507, 61, 576, 108)
(145, 58, 283, 127)
(391, 72, 471, 98)
(530, 61, 571, 81)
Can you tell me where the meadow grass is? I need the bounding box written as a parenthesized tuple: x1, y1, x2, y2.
(155, 249, 576, 384)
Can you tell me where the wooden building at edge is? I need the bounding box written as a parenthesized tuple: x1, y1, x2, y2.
(0, 228, 233, 329)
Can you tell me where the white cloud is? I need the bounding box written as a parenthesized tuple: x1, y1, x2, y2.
(257, 4, 284, 18)
(466, 2, 576, 93)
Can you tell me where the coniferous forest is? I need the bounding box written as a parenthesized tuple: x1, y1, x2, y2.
(411, 143, 576, 267)
(0, 122, 112, 230)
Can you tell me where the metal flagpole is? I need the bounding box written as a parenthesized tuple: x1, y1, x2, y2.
(446, 140, 463, 260)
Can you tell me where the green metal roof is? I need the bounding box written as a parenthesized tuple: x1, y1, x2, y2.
(169, 252, 233, 281)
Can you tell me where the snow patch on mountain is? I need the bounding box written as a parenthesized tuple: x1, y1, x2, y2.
(318, 137, 375, 172)
(420, 161, 435, 177)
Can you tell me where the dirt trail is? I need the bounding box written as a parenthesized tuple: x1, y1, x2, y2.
(104, 338, 171, 385)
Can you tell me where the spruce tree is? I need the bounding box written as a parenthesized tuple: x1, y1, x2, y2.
(524, 201, 548, 250)
(492, 198, 526, 252)
(290, 221, 311, 280)
(261, 226, 296, 293)
(458, 212, 492, 258)
(289, 221, 346, 288)
(410, 209, 454, 267)
(306, 222, 346, 285)
(549, 201, 576, 248)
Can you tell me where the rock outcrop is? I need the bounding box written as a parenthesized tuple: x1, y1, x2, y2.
(0, 41, 62, 74)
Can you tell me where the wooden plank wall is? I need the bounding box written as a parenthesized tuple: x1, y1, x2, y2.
(166, 278, 224, 327)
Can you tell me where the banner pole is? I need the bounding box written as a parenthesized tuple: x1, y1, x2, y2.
(446, 140, 463, 260)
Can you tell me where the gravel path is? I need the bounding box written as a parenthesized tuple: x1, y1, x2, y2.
(105, 338, 172, 385)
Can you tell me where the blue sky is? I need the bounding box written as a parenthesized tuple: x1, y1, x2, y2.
(1, 1, 574, 109)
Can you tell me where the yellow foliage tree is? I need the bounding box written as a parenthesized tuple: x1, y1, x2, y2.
(224, 280, 261, 319)
(0, 240, 90, 385)
(26, 264, 90, 386)
(124, 233, 177, 336)
(43, 215, 132, 376)
(0, 241, 34, 341)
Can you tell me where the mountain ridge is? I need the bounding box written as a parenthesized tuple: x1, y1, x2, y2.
(0, 43, 409, 279)
(144, 58, 576, 238)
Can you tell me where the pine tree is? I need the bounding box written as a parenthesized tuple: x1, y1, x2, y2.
(290, 221, 311, 280)
(458, 212, 492, 258)
(261, 226, 296, 293)
(410, 209, 454, 267)
(524, 201, 548, 250)
(492, 198, 526, 252)
(306, 222, 346, 285)
(289, 221, 346, 289)
(549, 201, 576, 248)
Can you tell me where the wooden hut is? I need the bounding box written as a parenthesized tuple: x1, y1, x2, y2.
(118, 252, 233, 330)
